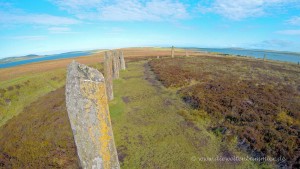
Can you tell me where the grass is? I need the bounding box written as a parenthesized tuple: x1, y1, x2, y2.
(109, 61, 259, 169)
(0, 87, 79, 168)
(0, 61, 103, 168)
(0, 68, 66, 127)
(149, 56, 300, 168)
(0, 59, 260, 168)
(0, 47, 187, 128)
(0, 48, 287, 168)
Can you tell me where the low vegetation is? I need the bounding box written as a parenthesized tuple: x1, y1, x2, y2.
(0, 68, 66, 127)
(2, 48, 297, 168)
(0, 87, 79, 168)
(109, 61, 259, 168)
(149, 55, 300, 168)
(0, 57, 260, 168)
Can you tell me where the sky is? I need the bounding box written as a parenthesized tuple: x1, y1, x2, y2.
(0, 0, 300, 58)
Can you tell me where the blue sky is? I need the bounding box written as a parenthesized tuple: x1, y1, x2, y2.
(0, 0, 300, 58)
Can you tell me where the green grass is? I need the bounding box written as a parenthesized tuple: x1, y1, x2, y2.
(0, 68, 66, 127)
(0, 87, 79, 168)
(109, 61, 259, 169)
(0, 59, 267, 168)
(0, 62, 103, 127)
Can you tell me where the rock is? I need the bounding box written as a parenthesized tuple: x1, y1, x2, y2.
(120, 51, 126, 70)
(66, 61, 120, 169)
(5, 99, 11, 105)
(171, 46, 174, 58)
(112, 51, 120, 79)
(104, 51, 114, 101)
(185, 50, 189, 57)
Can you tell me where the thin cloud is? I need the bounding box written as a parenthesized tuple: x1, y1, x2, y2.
(252, 39, 293, 48)
(276, 29, 300, 35)
(10, 35, 47, 41)
(197, 0, 298, 20)
(0, 12, 80, 25)
(286, 16, 300, 25)
(105, 27, 125, 35)
(50, 0, 189, 21)
(47, 27, 78, 34)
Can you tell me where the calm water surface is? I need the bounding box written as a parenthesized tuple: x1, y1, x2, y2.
(0, 51, 92, 68)
(197, 48, 300, 64)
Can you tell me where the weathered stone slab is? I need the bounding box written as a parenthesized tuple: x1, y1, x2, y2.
(171, 46, 174, 58)
(66, 61, 120, 169)
(112, 51, 120, 79)
(185, 50, 189, 57)
(104, 51, 114, 101)
(117, 52, 121, 71)
(120, 51, 126, 70)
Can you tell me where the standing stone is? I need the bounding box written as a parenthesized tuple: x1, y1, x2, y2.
(171, 46, 174, 58)
(185, 50, 189, 57)
(118, 52, 121, 68)
(263, 54, 267, 61)
(120, 51, 126, 70)
(157, 56, 160, 59)
(112, 51, 120, 79)
(66, 61, 120, 169)
(104, 51, 114, 101)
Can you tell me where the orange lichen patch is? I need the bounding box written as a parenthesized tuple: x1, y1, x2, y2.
(97, 83, 112, 169)
(84, 100, 92, 114)
(79, 80, 112, 169)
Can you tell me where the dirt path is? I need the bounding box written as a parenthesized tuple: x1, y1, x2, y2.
(109, 60, 258, 169)
(143, 62, 163, 90)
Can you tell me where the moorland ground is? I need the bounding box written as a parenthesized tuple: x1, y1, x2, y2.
(149, 56, 300, 168)
(0, 48, 298, 168)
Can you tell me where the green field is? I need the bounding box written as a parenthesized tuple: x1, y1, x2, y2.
(0, 68, 66, 127)
(1, 52, 298, 168)
(0, 58, 262, 168)
(110, 61, 260, 168)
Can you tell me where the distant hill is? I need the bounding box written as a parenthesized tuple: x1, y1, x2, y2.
(25, 54, 39, 57)
(0, 54, 42, 64)
(0, 50, 102, 68)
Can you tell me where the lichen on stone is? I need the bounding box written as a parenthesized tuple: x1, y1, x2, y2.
(66, 61, 120, 169)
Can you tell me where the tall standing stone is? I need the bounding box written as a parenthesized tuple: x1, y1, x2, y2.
(112, 51, 120, 79)
(171, 46, 174, 58)
(104, 51, 114, 101)
(120, 51, 126, 70)
(185, 50, 189, 57)
(66, 61, 120, 169)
